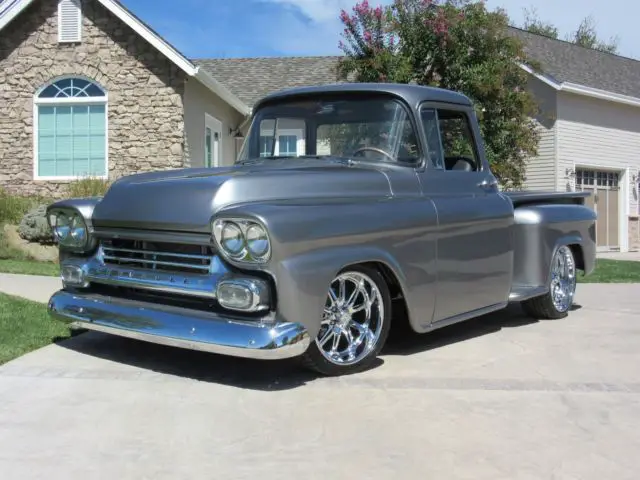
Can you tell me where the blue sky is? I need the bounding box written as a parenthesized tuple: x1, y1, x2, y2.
(121, 0, 639, 59)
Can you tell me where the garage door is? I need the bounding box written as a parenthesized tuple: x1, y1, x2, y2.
(575, 168, 620, 250)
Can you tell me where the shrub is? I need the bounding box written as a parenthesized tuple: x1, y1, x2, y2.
(17, 204, 55, 244)
(0, 187, 46, 225)
(66, 177, 111, 198)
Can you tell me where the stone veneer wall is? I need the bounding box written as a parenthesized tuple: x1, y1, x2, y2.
(0, 0, 186, 197)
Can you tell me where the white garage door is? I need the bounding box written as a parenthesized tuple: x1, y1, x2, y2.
(575, 168, 620, 250)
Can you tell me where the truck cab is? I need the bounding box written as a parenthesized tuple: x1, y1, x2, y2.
(46, 83, 597, 376)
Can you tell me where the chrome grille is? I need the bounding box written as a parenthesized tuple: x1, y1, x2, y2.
(100, 239, 214, 274)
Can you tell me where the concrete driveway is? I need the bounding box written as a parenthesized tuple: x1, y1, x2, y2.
(0, 278, 639, 479)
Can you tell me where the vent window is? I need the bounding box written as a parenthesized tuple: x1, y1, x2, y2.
(58, 0, 82, 43)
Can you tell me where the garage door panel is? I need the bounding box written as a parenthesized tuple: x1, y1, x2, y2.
(576, 169, 620, 250)
(608, 188, 619, 246)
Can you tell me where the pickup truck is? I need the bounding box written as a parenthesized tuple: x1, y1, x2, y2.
(46, 83, 596, 376)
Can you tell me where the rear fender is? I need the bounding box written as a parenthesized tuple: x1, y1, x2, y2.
(512, 204, 597, 289)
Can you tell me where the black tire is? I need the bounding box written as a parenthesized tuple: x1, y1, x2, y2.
(521, 245, 577, 320)
(301, 264, 392, 376)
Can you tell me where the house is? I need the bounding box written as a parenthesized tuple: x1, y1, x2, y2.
(0, 0, 249, 198)
(0, 0, 638, 252)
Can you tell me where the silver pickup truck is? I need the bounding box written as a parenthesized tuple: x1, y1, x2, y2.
(46, 83, 596, 376)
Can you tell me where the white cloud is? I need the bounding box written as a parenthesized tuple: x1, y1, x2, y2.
(257, 0, 394, 55)
(262, 0, 355, 23)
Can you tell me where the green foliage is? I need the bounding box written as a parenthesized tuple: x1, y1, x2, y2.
(0, 187, 47, 225)
(569, 15, 619, 54)
(337, 0, 540, 188)
(66, 176, 111, 198)
(521, 7, 619, 55)
(522, 6, 558, 38)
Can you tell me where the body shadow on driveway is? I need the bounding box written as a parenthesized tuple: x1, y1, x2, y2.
(54, 302, 580, 390)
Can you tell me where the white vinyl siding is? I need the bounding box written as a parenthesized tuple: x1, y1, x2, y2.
(58, 0, 82, 43)
(523, 76, 557, 191)
(557, 92, 639, 213)
(557, 91, 640, 251)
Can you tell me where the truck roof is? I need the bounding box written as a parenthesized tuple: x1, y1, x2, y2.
(253, 82, 473, 111)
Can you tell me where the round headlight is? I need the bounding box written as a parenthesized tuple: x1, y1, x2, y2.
(246, 224, 269, 258)
(221, 222, 244, 255)
(52, 211, 88, 249)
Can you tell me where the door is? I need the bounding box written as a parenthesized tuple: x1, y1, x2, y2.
(204, 114, 223, 168)
(576, 168, 620, 250)
(418, 106, 514, 323)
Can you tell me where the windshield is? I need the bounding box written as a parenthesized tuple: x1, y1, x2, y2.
(237, 95, 421, 165)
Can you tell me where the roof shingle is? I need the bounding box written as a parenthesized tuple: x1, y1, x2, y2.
(194, 56, 344, 107)
(508, 27, 640, 98)
(195, 27, 640, 109)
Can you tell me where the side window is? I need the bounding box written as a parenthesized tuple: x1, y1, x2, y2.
(420, 108, 444, 169)
(437, 109, 479, 172)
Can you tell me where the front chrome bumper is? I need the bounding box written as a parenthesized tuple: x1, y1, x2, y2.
(48, 289, 311, 360)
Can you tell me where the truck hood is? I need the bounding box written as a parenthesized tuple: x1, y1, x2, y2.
(91, 159, 392, 232)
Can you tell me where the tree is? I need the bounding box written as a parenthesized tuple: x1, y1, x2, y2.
(522, 6, 558, 38)
(337, 0, 540, 189)
(522, 7, 619, 54)
(570, 15, 619, 54)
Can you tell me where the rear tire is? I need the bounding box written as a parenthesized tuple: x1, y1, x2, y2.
(522, 245, 577, 320)
(301, 265, 391, 376)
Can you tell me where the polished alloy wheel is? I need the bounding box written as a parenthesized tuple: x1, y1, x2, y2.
(315, 271, 385, 366)
(550, 245, 577, 313)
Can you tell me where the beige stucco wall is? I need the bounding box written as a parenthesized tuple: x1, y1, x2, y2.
(0, 0, 186, 197)
(183, 78, 246, 167)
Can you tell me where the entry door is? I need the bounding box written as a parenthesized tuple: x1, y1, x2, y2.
(204, 114, 223, 168)
(576, 168, 620, 250)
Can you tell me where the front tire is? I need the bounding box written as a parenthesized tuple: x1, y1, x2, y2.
(301, 265, 391, 376)
(522, 245, 577, 319)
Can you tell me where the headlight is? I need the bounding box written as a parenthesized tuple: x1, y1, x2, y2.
(48, 209, 89, 250)
(221, 222, 244, 255)
(212, 218, 271, 263)
(245, 224, 269, 258)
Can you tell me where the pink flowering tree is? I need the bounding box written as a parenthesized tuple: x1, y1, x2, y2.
(337, 0, 541, 189)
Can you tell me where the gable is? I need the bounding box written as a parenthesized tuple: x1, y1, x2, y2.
(0, 0, 249, 115)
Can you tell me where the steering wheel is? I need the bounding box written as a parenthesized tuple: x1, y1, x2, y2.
(352, 146, 395, 161)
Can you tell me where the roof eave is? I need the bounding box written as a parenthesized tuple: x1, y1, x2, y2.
(519, 62, 640, 108)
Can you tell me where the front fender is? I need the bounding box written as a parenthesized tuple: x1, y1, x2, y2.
(216, 197, 439, 336)
(273, 245, 410, 338)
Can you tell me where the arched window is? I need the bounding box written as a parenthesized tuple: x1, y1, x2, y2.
(34, 77, 108, 179)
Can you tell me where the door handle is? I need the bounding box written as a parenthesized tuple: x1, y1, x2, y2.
(477, 179, 498, 190)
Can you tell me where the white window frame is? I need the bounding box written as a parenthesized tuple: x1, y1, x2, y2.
(204, 113, 223, 168)
(258, 127, 305, 156)
(58, 0, 82, 43)
(33, 75, 109, 181)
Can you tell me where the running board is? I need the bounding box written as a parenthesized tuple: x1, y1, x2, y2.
(426, 302, 508, 332)
(508, 286, 548, 302)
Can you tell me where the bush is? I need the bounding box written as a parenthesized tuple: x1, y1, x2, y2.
(17, 204, 55, 244)
(66, 177, 111, 198)
(0, 187, 46, 225)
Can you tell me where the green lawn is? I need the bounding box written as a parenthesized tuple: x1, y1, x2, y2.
(0, 259, 59, 277)
(578, 258, 640, 283)
(0, 292, 72, 365)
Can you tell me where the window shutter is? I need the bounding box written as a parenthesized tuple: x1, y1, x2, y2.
(58, 0, 82, 43)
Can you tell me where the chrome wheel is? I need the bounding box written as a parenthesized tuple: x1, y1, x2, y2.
(550, 246, 576, 313)
(315, 271, 385, 366)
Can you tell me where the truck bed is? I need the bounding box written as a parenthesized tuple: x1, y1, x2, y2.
(504, 190, 591, 208)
